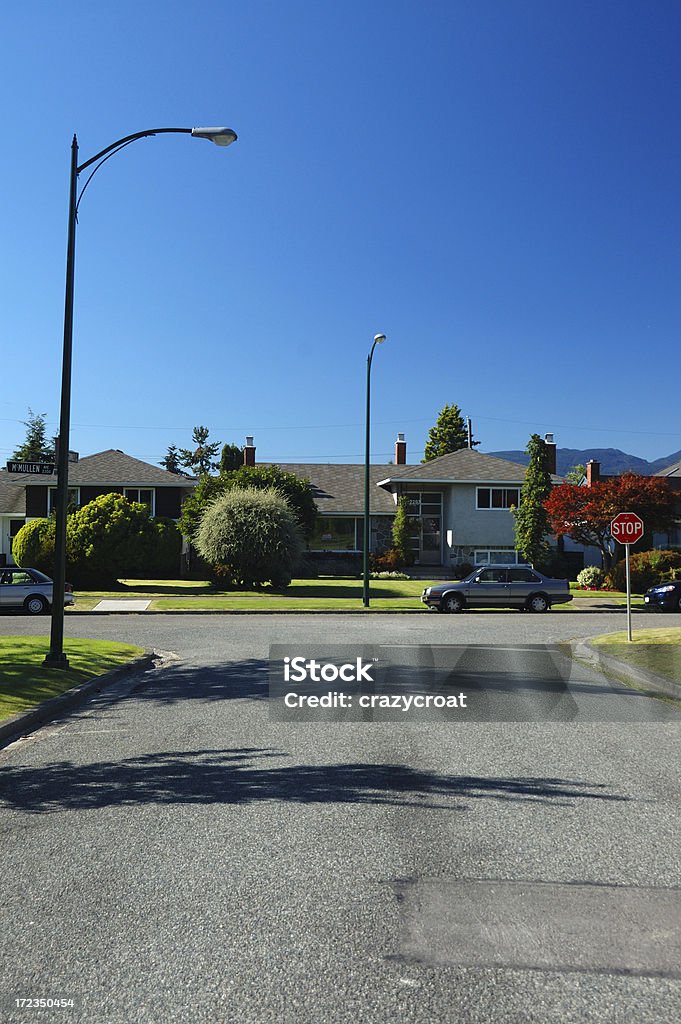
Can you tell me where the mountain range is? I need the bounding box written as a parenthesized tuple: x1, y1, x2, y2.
(488, 447, 681, 477)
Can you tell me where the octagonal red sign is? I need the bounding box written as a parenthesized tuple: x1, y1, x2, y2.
(611, 512, 644, 545)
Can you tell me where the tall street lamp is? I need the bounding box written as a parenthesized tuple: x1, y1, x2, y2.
(363, 333, 387, 608)
(44, 126, 237, 668)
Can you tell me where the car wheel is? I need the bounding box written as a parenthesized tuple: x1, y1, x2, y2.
(677, 596, 681, 613)
(527, 593, 549, 613)
(442, 593, 464, 613)
(25, 595, 48, 615)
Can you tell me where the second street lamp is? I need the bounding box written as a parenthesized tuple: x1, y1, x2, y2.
(44, 126, 237, 668)
(363, 333, 387, 609)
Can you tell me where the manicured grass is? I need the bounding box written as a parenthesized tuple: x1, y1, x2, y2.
(590, 627, 681, 682)
(0, 637, 144, 721)
(69, 577, 430, 612)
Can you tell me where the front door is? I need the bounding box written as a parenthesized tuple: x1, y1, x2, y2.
(405, 492, 443, 565)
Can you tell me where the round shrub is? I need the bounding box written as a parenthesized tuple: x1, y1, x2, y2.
(66, 492, 157, 587)
(606, 549, 681, 593)
(195, 486, 304, 588)
(12, 518, 55, 574)
(576, 566, 605, 590)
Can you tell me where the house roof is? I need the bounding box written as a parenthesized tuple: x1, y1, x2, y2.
(376, 447, 562, 487)
(4, 449, 196, 488)
(0, 473, 27, 515)
(656, 459, 681, 478)
(271, 464, 409, 515)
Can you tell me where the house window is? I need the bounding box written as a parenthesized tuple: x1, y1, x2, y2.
(476, 487, 520, 510)
(473, 548, 524, 565)
(48, 488, 80, 514)
(308, 516, 360, 550)
(124, 489, 154, 513)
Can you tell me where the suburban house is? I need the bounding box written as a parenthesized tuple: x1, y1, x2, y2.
(0, 449, 197, 566)
(258, 432, 567, 571)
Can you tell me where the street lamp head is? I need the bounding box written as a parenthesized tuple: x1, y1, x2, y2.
(374, 333, 387, 344)
(191, 126, 238, 146)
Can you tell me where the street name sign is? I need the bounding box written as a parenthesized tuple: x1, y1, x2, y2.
(6, 461, 56, 475)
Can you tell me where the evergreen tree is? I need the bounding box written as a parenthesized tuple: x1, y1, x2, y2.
(160, 445, 189, 476)
(219, 443, 244, 474)
(391, 496, 414, 566)
(179, 426, 221, 476)
(512, 433, 553, 567)
(423, 404, 478, 461)
(12, 409, 56, 462)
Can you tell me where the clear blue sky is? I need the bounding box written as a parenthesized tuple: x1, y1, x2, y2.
(2, 0, 680, 467)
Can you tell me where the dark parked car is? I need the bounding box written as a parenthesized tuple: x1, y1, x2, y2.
(0, 567, 75, 614)
(422, 564, 573, 613)
(644, 580, 681, 612)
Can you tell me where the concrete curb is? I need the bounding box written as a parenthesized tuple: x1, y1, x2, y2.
(0, 651, 156, 748)
(572, 640, 681, 702)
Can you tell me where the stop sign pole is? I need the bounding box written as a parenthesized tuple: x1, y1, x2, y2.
(611, 512, 644, 641)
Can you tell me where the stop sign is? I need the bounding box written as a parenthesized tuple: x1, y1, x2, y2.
(611, 512, 644, 545)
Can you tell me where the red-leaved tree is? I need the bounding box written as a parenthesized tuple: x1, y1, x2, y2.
(543, 473, 676, 569)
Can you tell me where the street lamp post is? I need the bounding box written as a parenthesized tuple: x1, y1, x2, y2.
(44, 126, 237, 668)
(362, 333, 387, 608)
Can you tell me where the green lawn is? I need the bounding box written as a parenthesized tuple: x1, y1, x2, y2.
(590, 627, 681, 682)
(0, 637, 144, 721)
(69, 577, 430, 612)
(65, 576, 650, 613)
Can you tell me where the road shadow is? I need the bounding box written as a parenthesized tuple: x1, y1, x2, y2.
(0, 746, 629, 814)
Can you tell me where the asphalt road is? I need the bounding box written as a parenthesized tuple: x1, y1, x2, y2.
(1, 611, 680, 1023)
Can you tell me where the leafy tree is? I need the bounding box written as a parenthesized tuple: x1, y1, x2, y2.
(223, 465, 317, 537)
(544, 473, 676, 570)
(179, 426, 221, 476)
(195, 487, 304, 588)
(564, 464, 586, 484)
(220, 443, 244, 474)
(423, 404, 478, 461)
(512, 434, 553, 567)
(179, 475, 227, 540)
(160, 445, 189, 476)
(12, 409, 56, 462)
(391, 496, 414, 566)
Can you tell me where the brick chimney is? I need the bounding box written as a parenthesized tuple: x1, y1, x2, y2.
(544, 432, 556, 475)
(395, 432, 407, 465)
(243, 436, 256, 467)
(586, 459, 600, 486)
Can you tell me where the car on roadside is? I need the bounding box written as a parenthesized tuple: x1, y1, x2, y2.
(422, 564, 573, 613)
(0, 567, 75, 615)
(643, 579, 681, 612)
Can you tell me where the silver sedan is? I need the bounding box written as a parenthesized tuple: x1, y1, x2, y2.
(0, 567, 75, 615)
(422, 564, 573, 613)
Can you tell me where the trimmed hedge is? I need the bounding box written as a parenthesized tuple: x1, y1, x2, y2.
(12, 496, 182, 586)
